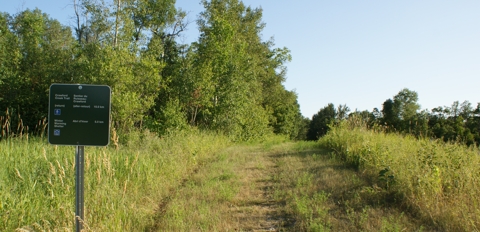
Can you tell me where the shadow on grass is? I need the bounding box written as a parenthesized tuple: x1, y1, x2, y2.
(269, 147, 436, 231)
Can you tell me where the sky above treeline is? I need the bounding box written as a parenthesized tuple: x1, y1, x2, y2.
(3, 0, 480, 118)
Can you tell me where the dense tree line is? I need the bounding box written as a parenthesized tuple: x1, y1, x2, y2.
(0, 0, 306, 141)
(307, 88, 480, 146)
(5, 1, 475, 144)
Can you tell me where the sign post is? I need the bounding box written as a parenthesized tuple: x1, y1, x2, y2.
(75, 146, 85, 231)
(48, 84, 111, 231)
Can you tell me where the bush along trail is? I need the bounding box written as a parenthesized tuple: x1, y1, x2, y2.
(150, 140, 438, 231)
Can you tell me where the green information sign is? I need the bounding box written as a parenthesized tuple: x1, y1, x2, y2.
(48, 84, 111, 146)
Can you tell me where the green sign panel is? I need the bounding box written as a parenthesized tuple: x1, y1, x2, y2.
(48, 84, 111, 146)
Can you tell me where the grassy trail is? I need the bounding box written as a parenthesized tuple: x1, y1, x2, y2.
(150, 143, 293, 231)
(228, 146, 289, 231)
(1, 136, 441, 231)
(153, 142, 435, 231)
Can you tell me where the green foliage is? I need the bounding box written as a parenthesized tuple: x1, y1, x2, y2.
(428, 101, 480, 145)
(393, 88, 420, 120)
(0, 0, 302, 141)
(145, 99, 189, 136)
(307, 103, 337, 140)
(268, 90, 305, 139)
(186, 0, 298, 141)
(195, 0, 265, 139)
(0, 10, 75, 128)
(381, 98, 399, 130)
(72, 45, 163, 133)
(348, 110, 376, 128)
(381, 88, 420, 132)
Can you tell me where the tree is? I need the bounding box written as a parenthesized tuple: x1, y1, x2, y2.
(381, 88, 420, 133)
(1, 1, 303, 142)
(0, 13, 20, 105)
(307, 103, 336, 140)
(394, 88, 420, 119)
(70, 0, 181, 133)
(269, 90, 303, 139)
(0, 9, 76, 130)
(348, 109, 376, 128)
(191, 0, 295, 141)
(381, 98, 399, 130)
(336, 104, 350, 120)
(426, 100, 480, 145)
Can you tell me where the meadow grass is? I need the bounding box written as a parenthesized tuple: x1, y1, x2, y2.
(5, 120, 477, 231)
(319, 120, 480, 231)
(0, 129, 230, 231)
(271, 141, 430, 231)
(150, 147, 243, 231)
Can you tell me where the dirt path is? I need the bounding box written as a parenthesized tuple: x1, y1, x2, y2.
(229, 149, 292, 231)
(149, 144, 295, 231)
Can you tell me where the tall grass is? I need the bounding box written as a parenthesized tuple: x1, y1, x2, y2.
(319, 119, 480, 231)
(0, 109, 47, 139)
(0, 129, 230, 231)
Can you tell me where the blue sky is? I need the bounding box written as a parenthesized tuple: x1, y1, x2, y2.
(3, 0, 480, 118)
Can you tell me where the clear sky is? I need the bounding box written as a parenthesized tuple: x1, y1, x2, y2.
(3, 0, 480, 118)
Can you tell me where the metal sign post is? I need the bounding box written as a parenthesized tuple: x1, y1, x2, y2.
(75, 146, 85, 231)
(48, 84, 111, 232)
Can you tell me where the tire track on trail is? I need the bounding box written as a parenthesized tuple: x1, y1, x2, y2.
(147, 145, 295, 231)
(229, 148, 295, 231)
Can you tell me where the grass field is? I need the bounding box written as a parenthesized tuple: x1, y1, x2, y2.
(0, 129, 229, 231)
(2, 122, 479, 231)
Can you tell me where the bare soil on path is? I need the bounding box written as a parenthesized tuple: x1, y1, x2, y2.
(228, 148, 293, 231)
